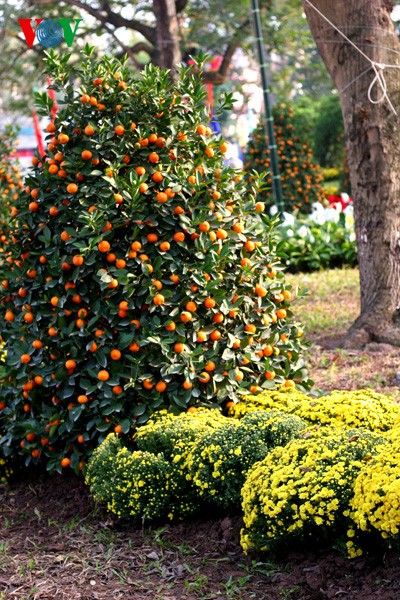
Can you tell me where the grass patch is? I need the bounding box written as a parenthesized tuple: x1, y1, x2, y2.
(287, 267, 360, 337)
(287, 267, 400, 398)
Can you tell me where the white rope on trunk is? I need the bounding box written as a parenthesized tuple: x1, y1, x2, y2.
(304, 0, 400, 115)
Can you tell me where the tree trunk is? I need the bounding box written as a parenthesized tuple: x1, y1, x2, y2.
(303, 0, 400, 346)
(152, 0, 182, 73)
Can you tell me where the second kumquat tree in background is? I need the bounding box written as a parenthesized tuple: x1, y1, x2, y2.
(244, 103, 326, 214)
(0, 46, 310, 473)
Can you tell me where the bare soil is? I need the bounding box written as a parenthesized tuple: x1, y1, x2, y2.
(309, 337, 400, 400)
(2, 472, 400, 600)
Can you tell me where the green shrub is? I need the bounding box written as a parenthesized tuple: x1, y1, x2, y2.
(181, 410, 306, 508)
(313, 95, 345, 169)
(241, 428, 387, 555)
(243, 103, 326, 213)
(228, 388, 400, 433)
(277, 212, 357, 273)
(0, 48, 310, 473)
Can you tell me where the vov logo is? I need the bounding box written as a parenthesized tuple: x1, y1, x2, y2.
(18, 18, 82, 48)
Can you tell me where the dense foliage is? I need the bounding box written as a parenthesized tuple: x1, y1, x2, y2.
(243, 104, 326, 214)
(278, 210, 357, 273)
(0, 47, 310, 473)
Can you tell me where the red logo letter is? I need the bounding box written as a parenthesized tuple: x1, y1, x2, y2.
(18, 18, 43, 47)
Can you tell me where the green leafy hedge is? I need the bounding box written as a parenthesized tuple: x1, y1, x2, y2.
(278, 212, 357, 273)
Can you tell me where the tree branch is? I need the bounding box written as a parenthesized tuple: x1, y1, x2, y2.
(32, 0, 157, 44)
(4, 29, 44, 59)
(101, 22, 142, 69)
(0, 44, 30, 80)
(130, 41, 154, 56)
(175, 0, 188, 13)
(202, 18, 250, 85)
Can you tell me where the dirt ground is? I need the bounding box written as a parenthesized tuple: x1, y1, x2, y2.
(1, 471, 400, 600)
(309, 337, 400, 400)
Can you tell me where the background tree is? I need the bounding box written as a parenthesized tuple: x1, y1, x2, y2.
(0, 0, 334, 115)
(0, 0, 256, 112)
(263, 0, 333, 99)
(303, 0, 400, 346)
(244, 103, 326, 213)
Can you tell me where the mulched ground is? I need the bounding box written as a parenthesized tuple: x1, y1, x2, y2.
(1, 450, 400, 600)
(309, 338, 400, 400)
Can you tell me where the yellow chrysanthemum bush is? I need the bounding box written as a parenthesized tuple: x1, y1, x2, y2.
(85, 433, 175, 521)
(228, 387, 304, 418)
(87, 408, 228, 520)
(0, 46, 310, 474)
(0, 443, 12, 483)
(84, 431, 122, 504)
(229, 388, 400, 432)
(180, 410, 306, 509)
(241, 428, 387, 555)
(133, 407, 227, 456)
(349, 434, 400, 547)
(87, 407, 307, 519)
(135, 407, 230, 518)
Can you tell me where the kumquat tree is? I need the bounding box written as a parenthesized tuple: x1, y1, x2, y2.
(0, 45, 310, 473)
(244, 104, 326, 214)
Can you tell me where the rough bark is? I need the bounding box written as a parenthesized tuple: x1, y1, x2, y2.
(303, 0, 400, 346)
(152, 0, 182, 72)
